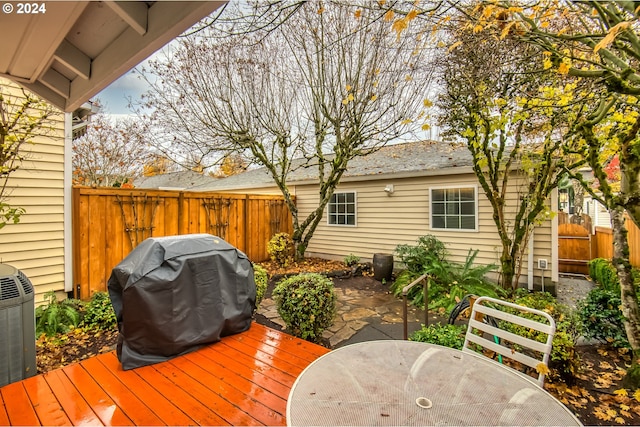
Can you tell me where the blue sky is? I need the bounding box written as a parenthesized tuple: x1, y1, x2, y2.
(96, 68, 150, 115)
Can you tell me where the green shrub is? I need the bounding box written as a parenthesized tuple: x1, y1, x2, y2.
(507, 290, 582, 381)
(35, 291, 83, 337)
(391, 243, 503, 312)
(81, 291, 117, 331)
(395, 235, 448, 274)
(577, 287, 628, 348)
(344, 253, 360, 267)
(273, 273, 337, 341)
(588, 258, 619, 290)
(267, 233, 294, 267)
(253, 264, 268, 309)
(410, 323, 466, 349)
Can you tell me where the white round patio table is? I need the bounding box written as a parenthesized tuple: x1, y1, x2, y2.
(287, 340, 582, 426)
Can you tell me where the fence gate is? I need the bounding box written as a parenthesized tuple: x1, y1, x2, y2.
(558, 223, 591, 275)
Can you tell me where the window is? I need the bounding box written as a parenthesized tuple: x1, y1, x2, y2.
(328, 192, 356, 226)
(430, 186, 477, 231)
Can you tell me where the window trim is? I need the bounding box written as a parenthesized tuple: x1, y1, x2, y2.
(429, 185, 479, 232)
(327, 191, 357, 227)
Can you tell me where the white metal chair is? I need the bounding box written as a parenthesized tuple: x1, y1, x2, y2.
(462, 296, 556, 387)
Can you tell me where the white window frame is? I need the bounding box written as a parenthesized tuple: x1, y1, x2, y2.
(429, 185, 478, 232)
(327, 191, 357, 227)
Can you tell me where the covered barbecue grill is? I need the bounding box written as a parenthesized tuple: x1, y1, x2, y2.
(107, 234, 256, 370)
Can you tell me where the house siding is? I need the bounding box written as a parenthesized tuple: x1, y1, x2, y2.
(299, 173, 554, 285)
(0, 78, 66, 304)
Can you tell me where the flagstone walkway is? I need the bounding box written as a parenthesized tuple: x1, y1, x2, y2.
(256, 274, 596, 349)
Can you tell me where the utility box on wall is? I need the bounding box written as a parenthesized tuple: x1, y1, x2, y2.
(0, 264, 36, 387)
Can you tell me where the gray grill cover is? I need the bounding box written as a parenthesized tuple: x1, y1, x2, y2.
(107, 234, 256, 370)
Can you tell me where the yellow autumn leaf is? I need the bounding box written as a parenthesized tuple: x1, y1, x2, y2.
(535, 363, 550, 375)
(558, 62, 570, 75)
(607, 409, 618, 417)
(423, 99, 433, 107)
(448, 41, 462, 52)
(401, 119, 412, 125)
(614, 388, 629, 397)
(473, 24, 484, 33)
(405, 75, 412, 81)
(384, 10, 394, 22)
(317, 7, 324, 14)
(347, 93, 354, 102)
(615, 417, 626, 424)
(406, 9, 418, 21)
(500, 22, 516, 40)
(372, 81, 379, 88)
(370, 94, 378, 101)
(392, 18, 408, 38)
(540, 21, 550, 29)
(633, 389, 640, 402)
(594, 21, 631, 53)
(421, 123, 431, 131)
(354, 9, 362, 19)
(342, 99, 349, 105)
(378, 0, 386, 5)
(346, 85, 352, 91)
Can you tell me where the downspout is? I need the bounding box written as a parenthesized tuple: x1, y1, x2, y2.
(551, 189, 559, 283)
(64, 112, 73, 292)
(528, 230, 534, 291)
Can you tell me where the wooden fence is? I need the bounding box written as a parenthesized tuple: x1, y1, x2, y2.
(72, 187, 293, 300)
(592, 223, 640, 268)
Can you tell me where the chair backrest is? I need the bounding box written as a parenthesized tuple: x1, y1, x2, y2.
(462, 296, 556, 387)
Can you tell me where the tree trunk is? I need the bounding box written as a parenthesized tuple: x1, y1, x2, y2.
(610, 207, 640, 388)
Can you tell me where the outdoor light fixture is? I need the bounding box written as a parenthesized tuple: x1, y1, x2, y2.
(384, 184, 394, 195)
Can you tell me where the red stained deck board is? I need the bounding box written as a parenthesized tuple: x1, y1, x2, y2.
(61, 364, 133, 426)
(22, 375, 72, 426)
(42, 369, 103, 426)
(187, 348, 288, 409)
(0, 323, 329, 426)
(1, 382, 39, 426)
(98, 352, 196, 426)
(0, 388, 10, 425)
(169, 355, 285, 426)
(197, 344, 293, 401)
(79, 357, 165, 426)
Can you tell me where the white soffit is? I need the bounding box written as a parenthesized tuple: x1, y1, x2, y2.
(0, 1, 225, 112)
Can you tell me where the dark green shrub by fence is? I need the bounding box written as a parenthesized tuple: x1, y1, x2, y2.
(253, 264, 268, 309)
(35, 291, 83, 337)
(273, 273, 337, 342)
(578, 287, 628, 348)
(81, 291, 117, 331)
(267, 233, 294, 267)
(588, 258, 619, 290)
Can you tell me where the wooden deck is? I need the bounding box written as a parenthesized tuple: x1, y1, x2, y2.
(0, 323, 329, 426)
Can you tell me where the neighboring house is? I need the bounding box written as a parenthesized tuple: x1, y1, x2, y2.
(190, 140, 559, 289)
(134, 170, 218, 190)
(0, 78, 70, 304)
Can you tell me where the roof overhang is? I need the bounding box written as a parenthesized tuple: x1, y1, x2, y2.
(0, 1, 224, 112)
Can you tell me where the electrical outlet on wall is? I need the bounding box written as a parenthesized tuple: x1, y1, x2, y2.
(538, 259, 548, 270)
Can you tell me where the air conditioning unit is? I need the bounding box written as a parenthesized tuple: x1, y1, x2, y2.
(0, 264, 36, 387)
